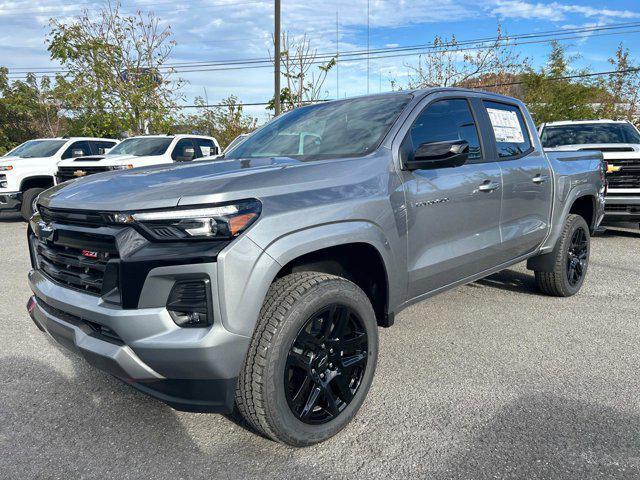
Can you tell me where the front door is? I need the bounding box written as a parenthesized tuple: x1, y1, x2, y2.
(481, 100, 553, 260)
(401, 97, 504, 299)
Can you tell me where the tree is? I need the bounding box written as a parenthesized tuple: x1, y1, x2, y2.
(268, 32, 336, 112)
(597, 43, 640, 122)
(47, 0, 182, 137)
(0, 68, 67, 154)
(521, 42, 606, 124)
(179, 95, 257, 149)
(403, 25, 527, 96)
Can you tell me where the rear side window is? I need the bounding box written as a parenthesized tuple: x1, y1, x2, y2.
(409, 98, 482, 161)
(62, 141, 91, 159)
(194, 138, 218, 157)
(172, 139, 197, 161)
(483, 101, 532, 158)
(92, 141, 117, 154)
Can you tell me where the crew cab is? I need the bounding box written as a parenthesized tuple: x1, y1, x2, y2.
(55, 134, 220, 184)
(27, 89, 604, 447)
(0, 137, 118, 220)
(540, 119, 640, 224)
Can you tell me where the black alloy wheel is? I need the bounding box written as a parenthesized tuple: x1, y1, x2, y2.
(566, 226, 588, 286)
(284, 303, 368, 425)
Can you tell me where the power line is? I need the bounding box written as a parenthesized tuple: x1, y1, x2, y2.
(169, 66, 640, 109)
(8, 21, 640, 78)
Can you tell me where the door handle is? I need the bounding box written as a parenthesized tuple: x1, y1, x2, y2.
(478, 181, 500, 192)
(532, 174, 547, 184)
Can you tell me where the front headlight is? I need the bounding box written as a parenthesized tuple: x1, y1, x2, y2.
(0, 165, 13, 171)
(109, 164, 134, 171)
(109, 199, 261, 240)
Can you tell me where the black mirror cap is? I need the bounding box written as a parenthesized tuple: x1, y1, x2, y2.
(402, 139, 469, 171)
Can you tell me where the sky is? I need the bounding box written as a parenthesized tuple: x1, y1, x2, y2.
(1, 0, 640, 121)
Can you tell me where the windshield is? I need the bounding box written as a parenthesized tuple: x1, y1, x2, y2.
(225, 94, 412, 161)
(224, 134, 248, 153)
(7, 140, 67, 158)
(108, 137, 173, 156)
(541, 123, 640, 147)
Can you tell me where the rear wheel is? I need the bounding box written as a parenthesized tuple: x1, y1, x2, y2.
(235, 272, 378, 446)
(20, 187, 44, 221)
(535, 214, 590, 297)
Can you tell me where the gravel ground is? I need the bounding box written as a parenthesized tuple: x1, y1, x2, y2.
(1, 213, 639, 479)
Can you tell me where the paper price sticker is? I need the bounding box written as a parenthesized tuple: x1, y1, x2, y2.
(487, 108, 525, 144)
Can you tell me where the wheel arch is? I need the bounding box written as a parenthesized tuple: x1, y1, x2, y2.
(20, 176, 54, 192)
(260, 222, 399, 328)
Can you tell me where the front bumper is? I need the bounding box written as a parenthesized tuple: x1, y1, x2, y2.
(603, 193, 640, 223)
(0, 191, 21, 211)
(27, 268, 250, 413)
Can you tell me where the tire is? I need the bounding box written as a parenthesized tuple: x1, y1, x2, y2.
(20, 187, 44, 221)
(235, 272, 379, 447)
(535, 214, 590, 297)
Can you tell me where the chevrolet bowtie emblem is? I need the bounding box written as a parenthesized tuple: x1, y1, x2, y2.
(607, 165, 622, 173)
(73, 170, 87, 177)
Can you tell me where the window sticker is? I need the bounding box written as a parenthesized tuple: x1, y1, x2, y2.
(200, 146, 212, 156)
(487, 108, 525, 143)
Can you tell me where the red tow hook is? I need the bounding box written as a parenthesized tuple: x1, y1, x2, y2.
(27, 296, 37, 315)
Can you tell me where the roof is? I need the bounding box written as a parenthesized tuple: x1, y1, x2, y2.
(32, 137, 119, 142)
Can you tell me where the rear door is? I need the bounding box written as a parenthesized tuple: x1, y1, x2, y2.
(401, 95, 504, 299)
(481, 100, 553, 260)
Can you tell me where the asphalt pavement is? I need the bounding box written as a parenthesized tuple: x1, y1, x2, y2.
(1, 212, 639, 479)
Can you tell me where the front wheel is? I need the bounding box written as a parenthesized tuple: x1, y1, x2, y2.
(235, 272, 379, 446)
(20, 187, 44, 221)
(535, 214, 591, 297)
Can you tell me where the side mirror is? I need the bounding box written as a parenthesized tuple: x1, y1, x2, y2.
(403, 140, 469, 170)
(71, 149, 85, 158)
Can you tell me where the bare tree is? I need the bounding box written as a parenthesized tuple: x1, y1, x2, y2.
(269, 32, 336, 111)
(48, 0, 183, 136)
(403, 26, 527, 96)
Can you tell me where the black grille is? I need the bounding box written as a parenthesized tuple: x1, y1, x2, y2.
(39, 206, 106, 226)
(606, 158, 640, 167)
(606, 173, 640, 189)
(57, 165, 111, 183)
(35, 235, 118, 295)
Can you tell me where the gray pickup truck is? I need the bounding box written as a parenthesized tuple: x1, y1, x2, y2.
(26, 88, 605, 446)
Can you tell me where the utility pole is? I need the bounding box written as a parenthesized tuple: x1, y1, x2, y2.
(274, 0, 281, 116)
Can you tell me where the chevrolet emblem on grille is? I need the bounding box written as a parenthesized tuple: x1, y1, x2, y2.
(73, 170, 87, 177)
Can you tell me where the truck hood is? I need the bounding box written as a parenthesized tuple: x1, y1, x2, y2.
(40, 156, 379, 211)
(545, 143, 640, 159)
(57, 154, 151, 167)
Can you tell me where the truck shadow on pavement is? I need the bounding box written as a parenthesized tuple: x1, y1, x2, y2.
(472, 269, 541, 296)
(0, 354, 324, 479)
(435, 393, 640, 479)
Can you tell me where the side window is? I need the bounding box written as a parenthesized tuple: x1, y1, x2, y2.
(409, 98, 482, 161)
(483, 101, 532, 158)
(172, 139, 196, 161)
(92, 141, 117, 155)
(194, 138, 218, 157)
(61, 141, 91, 159)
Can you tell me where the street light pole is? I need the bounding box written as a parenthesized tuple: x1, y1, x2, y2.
(274, 0, 281, 116)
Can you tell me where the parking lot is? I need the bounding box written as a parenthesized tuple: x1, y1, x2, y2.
(1, 213, 639, 479)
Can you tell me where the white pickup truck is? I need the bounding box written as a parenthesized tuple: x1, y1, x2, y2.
(55, 134, 221, 185)
(540, 119, 640, 225)
(0, 137, 118, 220)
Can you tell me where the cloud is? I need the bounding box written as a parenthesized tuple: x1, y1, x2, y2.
(489, 0, 640, 21)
